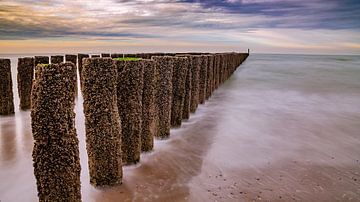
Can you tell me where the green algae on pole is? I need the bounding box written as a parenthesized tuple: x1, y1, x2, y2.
(51, 55, 64, 64)
(82, 58, 122, 186)
(151, 56, 174, 139)
(34, 56, 49, 67)
(0, 59, 14, 115)
(170, 57, 189, 127)
(115, 60, 144, 164)
(114, 57, 142, 61)
(17, 57, 34, 110)
(189, 56, 202, 113)
(141, 60, 157, 152)
(31, 62, 81, 201)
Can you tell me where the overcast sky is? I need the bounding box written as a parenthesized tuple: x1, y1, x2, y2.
(0, 0, 359, 54)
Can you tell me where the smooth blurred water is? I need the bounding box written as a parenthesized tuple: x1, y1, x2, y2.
(0, 54, 359, 201)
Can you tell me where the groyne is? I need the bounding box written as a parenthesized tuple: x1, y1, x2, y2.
(1, 51, 248, 200)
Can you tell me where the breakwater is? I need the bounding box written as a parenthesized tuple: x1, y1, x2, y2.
(0, 52, 248, 201)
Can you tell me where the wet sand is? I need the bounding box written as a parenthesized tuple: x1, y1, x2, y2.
(1, 54, 360, 201)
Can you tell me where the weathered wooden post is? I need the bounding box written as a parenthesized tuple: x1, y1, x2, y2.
(211, 54, 217, 92)
(174, 54, 193, 120)
(225, 54, 230, 81)
(51, 55, 64, 64)
(190, 56, 201, 113)
(170, 57, 189, 127)
(182, 58, 192, 120)
(219, 54, 225, 84)
(65, 55, 78, 97)
(82, 58, 123, 186)
(115, 59, 144, 164)
(17, 57, 34, 110)
(65, 54, 77, 65)
(124, 53, 136, 58)
(214, 54, 221, 89)
(198, 55, 208, 104)
(0, 59, 14, 115)
(135, 53, 146, 59)
(34, 56, 49, 66)
(226, 54, 230, 80)
(141, 60, 157, 152)
(206, 55, 214, 100)
(77, 53, 89, 89)
(101, 53, 110, 57)
(111, 53, 122, 59)
(151, 56, 174, 139)
(140, 53, 149, 59)
(31, 62, 81, 201)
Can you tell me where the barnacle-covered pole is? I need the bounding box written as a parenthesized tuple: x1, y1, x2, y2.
(115, 59, 144, 164)
(17, 57, 34, 110)
(82, 58, 123, 186)
(31, 62, 81, 201)
(151, 56, 174, 139)
(0, 59, 14, 115)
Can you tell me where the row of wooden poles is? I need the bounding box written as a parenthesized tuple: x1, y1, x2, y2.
(0, 52, 248, 201)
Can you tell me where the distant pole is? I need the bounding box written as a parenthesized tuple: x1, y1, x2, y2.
(17, 57, 34, 110)
(248, 49, 250, 54)
(0, 59, 14, 115)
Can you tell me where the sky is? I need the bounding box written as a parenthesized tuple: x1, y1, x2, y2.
(0, 0, 359, 54)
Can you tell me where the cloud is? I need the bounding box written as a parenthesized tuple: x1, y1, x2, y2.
(0, 0, 359, 54)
